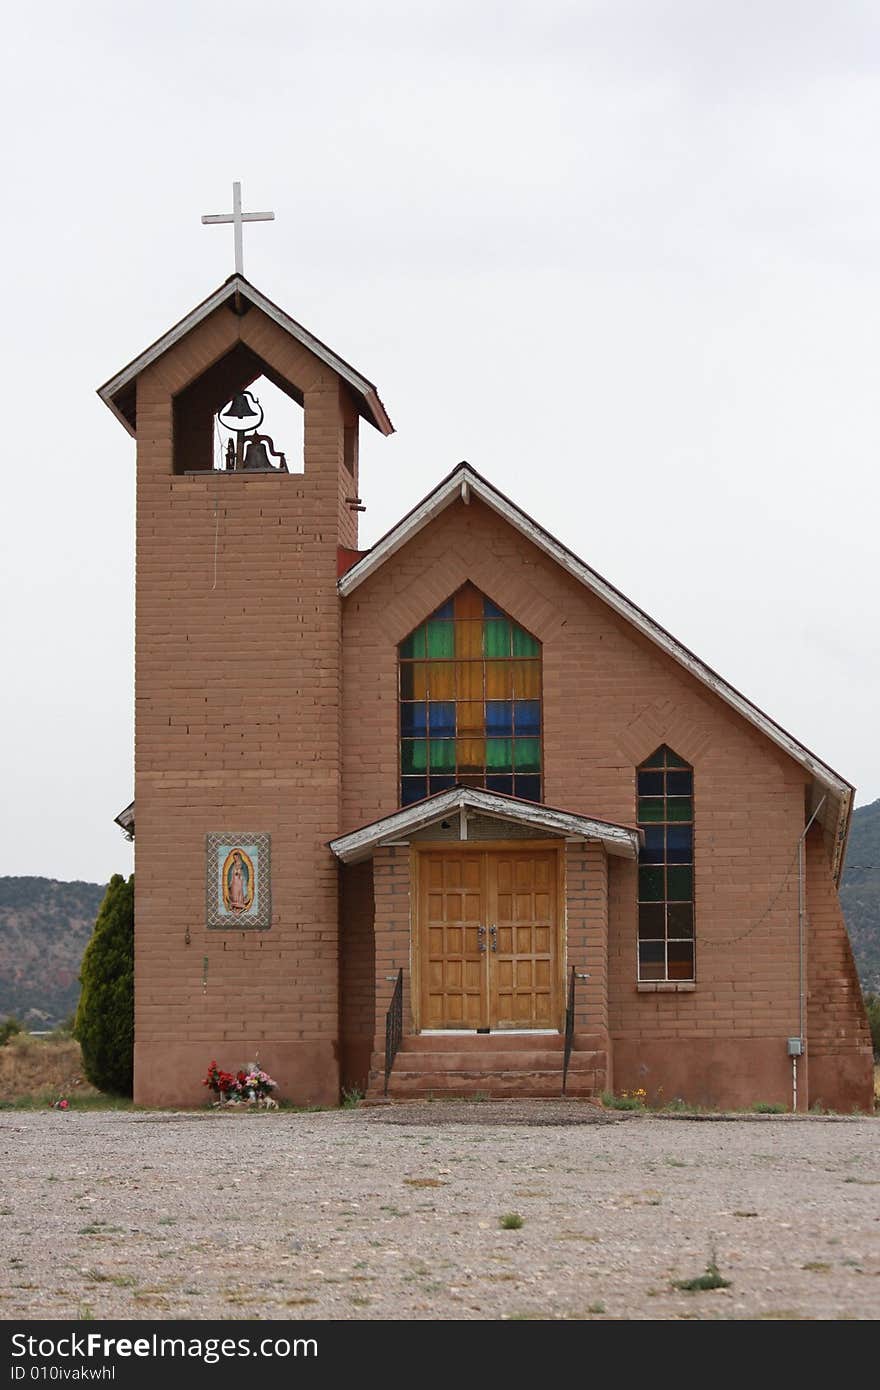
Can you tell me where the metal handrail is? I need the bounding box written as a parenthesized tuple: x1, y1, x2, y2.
(384, 968, 404, 1097)
(562, 968, 589, 1094)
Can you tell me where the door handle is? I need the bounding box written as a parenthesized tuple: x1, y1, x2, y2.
(489, 924, 497, 953)
(477, 924, 487, 954)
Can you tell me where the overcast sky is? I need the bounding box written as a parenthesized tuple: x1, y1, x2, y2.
(2, 1, 879, 885)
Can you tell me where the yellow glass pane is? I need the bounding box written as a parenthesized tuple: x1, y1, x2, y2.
(455, 619, 483, 660)
(486, 661, 512, 700)
(405, 663, 427, 700)
(457, 737, 485, 771)
(511, 660, 540, 698)
(456, 660, 483, 701)
(426, 662, 454, 699)
(457, 700, 484, 734)
(454, 584, 483, 620)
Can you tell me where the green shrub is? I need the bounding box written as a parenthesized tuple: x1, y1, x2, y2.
(500, 1213, 524, 1230)
(0, 1017, 23, 1047)
(74, 875, 134, 1097)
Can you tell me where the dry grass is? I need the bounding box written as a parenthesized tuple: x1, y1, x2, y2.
(0, 1034, 100, 1103)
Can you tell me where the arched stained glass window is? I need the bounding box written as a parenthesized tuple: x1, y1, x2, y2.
(399, 583, 542, 807)
(637, 745, 695, 982)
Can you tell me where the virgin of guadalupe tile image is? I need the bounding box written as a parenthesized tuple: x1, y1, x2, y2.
(206, 833, 271, 929)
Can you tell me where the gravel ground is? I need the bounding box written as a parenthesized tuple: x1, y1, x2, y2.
(1, 1104, 878, 1321)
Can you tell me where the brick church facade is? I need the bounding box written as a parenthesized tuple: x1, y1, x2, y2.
(101, 275, 873, 1112)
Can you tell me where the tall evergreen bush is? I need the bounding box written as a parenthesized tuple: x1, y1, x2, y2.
(74, 874, 134, 1096)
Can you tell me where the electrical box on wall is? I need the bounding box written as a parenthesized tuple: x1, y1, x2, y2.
(787, 1037, 804, 1057)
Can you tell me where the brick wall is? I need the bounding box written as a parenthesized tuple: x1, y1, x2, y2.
(132, 302, 359, 1106)
(564, 840, 609, 1043)
(806, 825, 874, 1110)
(340, 495, 870, 1108)
(370, 847, 412, 1073)
(339, 861, 375, 1093)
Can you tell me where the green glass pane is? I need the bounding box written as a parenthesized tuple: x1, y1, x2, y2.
(666, 866, 693, 900)
(426, 620, 454, 658)
(486, 737, 513, 771)
(512, 626, 539, 657)
(429, 739, 456, 772)
(666, 797, 693, 822)
(513, 738, 541, 772)
(641, 747, 666, 768)
(399, 626, 426, 659)
(483, 620, 511, 657)
(638, 866, 664, 901)
(638, 798, 665, 822)
(665, 750, 690, 768)
(401, 740, 427, 774)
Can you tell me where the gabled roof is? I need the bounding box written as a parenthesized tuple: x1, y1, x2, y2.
(339, 462, 854, 878)
(97, 274, 394, 438)
(329, 786, 642, 864)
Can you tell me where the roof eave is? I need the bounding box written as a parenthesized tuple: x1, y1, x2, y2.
(329, 787, 642, 865)
(339, 463, 854, 824)
(97, 275, 394, 437)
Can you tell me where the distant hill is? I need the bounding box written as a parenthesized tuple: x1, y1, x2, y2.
(0, 819, 878, 1028)
(840, 799, 880, 994)
(0, 877, 106, 1027)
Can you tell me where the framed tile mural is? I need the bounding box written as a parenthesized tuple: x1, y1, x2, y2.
(206, 833, 271, 930)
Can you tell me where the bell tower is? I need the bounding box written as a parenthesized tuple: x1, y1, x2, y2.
(99, 243, 393, 1106)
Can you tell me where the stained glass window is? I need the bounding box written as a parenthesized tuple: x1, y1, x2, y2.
(637, 745, 695, 982)
(399, 584, 542, 806)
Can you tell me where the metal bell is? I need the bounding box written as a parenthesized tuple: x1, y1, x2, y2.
(243, 439, 271, 470)
(226, 392, 257, 419)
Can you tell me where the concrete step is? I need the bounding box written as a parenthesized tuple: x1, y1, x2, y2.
(400, 1033, 564, 1052)
(383, 1070, 578, 1099)
(385, 1048, 606, 1073)
(399, 1033, 605, 1053)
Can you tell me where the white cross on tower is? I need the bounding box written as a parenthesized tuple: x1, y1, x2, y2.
(201, 181, 275, 276)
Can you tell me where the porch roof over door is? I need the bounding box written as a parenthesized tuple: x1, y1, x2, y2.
(329, 787, 642, 865)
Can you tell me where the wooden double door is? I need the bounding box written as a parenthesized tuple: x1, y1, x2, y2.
(418, 847, 560, 1031)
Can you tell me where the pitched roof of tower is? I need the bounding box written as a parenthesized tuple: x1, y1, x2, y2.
(339, 461, 854, 879)
(97, 274, 394, 438)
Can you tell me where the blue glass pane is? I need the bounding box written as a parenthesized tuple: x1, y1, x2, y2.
(401, 702, 427, 737)
(637, 771, 664, 796)
(640, 826, 665, 863)
(486, 774, 514, 795)
(666, 825, 693, 863)
(486, 701, 513, 736)
(513, 775, 541, 802)
(666, 770, 693, 796)
(400, 777, 426, 805)
(483, 598, 505, 618)
(430, 599, 454, 620)
(514, 700, 540, 735)
(428, 775, 456, 794)
(428, 701, 456, 737)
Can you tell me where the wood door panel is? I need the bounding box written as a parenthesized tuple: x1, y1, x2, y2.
(420, 852, 488, 1030)
(489, 851, 557, 1030)
(419, 848, 559, 1032)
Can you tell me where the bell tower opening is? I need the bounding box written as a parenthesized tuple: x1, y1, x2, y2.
(172, 340, 307, 476)
(213, 376, 304, 474)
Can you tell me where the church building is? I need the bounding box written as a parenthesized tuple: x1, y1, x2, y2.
(100, 254, 873, 1112)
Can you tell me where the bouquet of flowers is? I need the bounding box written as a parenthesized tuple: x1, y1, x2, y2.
(203, 1059, 278, 1104)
